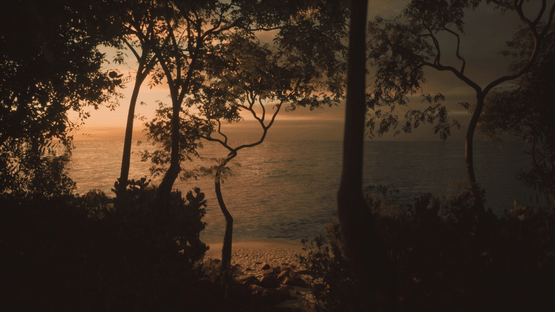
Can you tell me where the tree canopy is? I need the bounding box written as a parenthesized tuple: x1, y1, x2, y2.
(0, 0, 121, 197)
(479, 22, 555, 205)
(366, 0, 555, 206)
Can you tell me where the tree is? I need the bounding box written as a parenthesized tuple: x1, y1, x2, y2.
(338, 0, 397, 310)
(0, 0, 120, 196)
(141, 0, 348, 221)
(108, 0, 168, 196)
(479, 25, 555, 206)
(200, 29, 339, 287)
(366, 0, 555, 209)
(144, 0, 348, 285)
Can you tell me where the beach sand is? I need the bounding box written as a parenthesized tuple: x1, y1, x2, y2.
(204, 239, 312, 310)
(205, 239, 307, 277)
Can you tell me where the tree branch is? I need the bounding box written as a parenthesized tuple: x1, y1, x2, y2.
(422, 61, 481, 93)
(442, 27, 466, 75)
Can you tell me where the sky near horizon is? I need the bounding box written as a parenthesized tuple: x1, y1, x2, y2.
(70, 0, 540, 143)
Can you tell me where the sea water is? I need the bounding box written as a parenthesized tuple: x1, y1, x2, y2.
(68, 140, 544, 242)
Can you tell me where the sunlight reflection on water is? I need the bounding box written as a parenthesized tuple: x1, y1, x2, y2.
(69, 140, 543, 243)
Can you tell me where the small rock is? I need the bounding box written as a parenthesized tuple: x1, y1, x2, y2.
(263, 267, 281, 277)
(277, 269, 291, 281)
(239, 275, 260, 287)
(261, 288, 290, 302)
(260, 275, 281, 289)
(261, 263, 271, 270)
(249, 284, 265, 296)
(284, 276, 309, 288)
(276, 285, 296, 299)
(294, 269, 311, 276)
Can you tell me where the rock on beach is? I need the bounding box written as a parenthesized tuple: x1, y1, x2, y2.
(204, 239, 307, 278)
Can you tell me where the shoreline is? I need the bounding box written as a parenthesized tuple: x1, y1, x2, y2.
(204, 239, 308, 277)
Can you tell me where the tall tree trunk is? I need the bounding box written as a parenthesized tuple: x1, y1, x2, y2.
(117, 70, 147, 194)
(338, 0, 397, 311)
(157, 97, 181, 221)
(465, 93, 486, 211)
(214, 152, 236, 295)
(215, 169, 233, 294)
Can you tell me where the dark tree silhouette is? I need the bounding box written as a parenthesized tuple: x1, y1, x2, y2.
(110, 0, 167, 195)
(0, 0, 120, 196)
(142, 0, 348, 221)
(479, 24, 555, 206)
(338, 0, 397, 311)
(145, 23, 346, 290)
(366, 0, 555, 209)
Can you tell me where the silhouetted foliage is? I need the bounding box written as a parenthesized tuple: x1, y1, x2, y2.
(479, 23, 555, 206)
(1, 185, 208, 311)
(0, 139, 75, 199)
(0, 0, 121, 202)
(142, 1, 349, 290)
(366, 0, 555, 205)
(301, 184, 555, 311)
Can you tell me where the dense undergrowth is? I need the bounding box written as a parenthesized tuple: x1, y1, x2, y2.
(299, 183, 555, 311)
(0, 178, 213, 311)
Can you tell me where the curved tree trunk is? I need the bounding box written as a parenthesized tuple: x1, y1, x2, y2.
(118, 70, 147, 194)
(215, 170, 233, 293)
(465, 93, 486, 211)
(214, 152, 236, 295)
(157, 98, 181, 222)
(338, 0, 397, 311)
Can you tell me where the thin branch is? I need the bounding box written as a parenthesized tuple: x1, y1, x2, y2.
(258, 98, 266, 123)
(235, 100, 283, 153)
(483, 2, 555, 95)
(123, 38, 140, 61)
(422, 61, 481, 93)
(425, 28, 441, 66)
(533, 0, 548, 26)
(442, 27, 466, 75)
(216, 119, 228, 145)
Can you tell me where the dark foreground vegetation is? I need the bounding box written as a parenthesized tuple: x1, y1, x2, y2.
(300, 184, 555, 311)
(0, 178, 303, 311)
(3, 180, 554, 311)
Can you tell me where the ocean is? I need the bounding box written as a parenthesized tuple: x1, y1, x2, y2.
(69, 139, 544, 243)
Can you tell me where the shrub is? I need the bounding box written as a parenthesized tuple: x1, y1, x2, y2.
(299, 184, 555, 311)
(1, 182, 209, 311)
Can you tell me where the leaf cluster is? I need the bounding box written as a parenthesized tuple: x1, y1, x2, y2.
(479, 23, 555, 201)
(0, 138, 75, 200)
(300, 183, 555, 311)
(365, 0, 482, 140)
(0, 0, 122, 147)
(1, 185, 209, 311)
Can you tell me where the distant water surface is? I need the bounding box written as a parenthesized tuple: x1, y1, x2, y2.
(69, 140, 543, 242)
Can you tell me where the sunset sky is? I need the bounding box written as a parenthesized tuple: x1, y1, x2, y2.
(71, 0, 541, 143)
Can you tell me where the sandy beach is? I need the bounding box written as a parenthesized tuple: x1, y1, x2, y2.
(205, 239, 307, 277)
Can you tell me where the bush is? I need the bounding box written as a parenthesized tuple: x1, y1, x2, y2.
(299, 184, 555, 311)
(1, 182, 209, 312)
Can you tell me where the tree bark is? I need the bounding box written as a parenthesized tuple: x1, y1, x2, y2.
(465, 93, 486, 211)
(157, 95, 181, 221)
(212, 151, 237, 294)
(118, 69, 147, 194)
(215, 169, 233, 293)
(338, 0, 397, 310)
